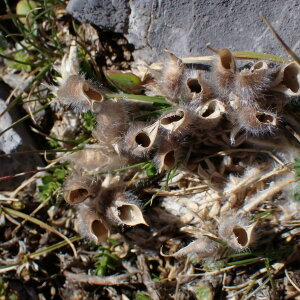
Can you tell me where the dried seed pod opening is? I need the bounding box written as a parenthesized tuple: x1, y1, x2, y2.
(164, 150, 176, 168)
(232, 226, 248, 247)
(197, 99, 225, 128)
(281, 63, 300, 93)
(255, 111, 277, 125)
(230, 107, 278, 135)
(63, 175, 97, 204)
(271, 62, 300, 96)
(250, 61, 268, 71)
(154, 135, 181, 172)
(121, 122, 159, 157)
(207, 45, 236, 96)
(91, 219, 110, 243)
(185, 72, 213, 102)
(160, 108, 191, 133)
(57, 75, 103, 111)
(218, 213, 256, 251)
(187, 78, 202, 94)
(218, 48, 236, 71)
(117, 203, 147, 226)
(160, 110, 184, 125)
(135, 132, 151, 147)
(83, 82, 103, 101)
(78, 204, 110, 244)
(133, 122, 159, 153)
(64, 188, 89, 204)
(156, 149, 180, 172)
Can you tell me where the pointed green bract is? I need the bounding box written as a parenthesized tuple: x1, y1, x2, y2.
(104, 70, 143, 94)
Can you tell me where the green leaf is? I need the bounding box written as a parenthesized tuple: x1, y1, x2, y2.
(41, 174, 54, 185)
(82, 111, 96, 132)
(144, 162, 158, 177)
(104, 70, 142, 94)
(233, 51, 288, 63)
(105, 93, 168, 105)
(6, 51, 31, 72)
(108, 238, 121, 246)
(135, 293, 152, 300)
(194, 283, 214, 300)
(16, 0, 38, 26)
(53, 168, 67, 180)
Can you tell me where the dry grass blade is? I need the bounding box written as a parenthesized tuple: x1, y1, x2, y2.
(260, 13, 300, 65)
(137, 255, 160, 300)
(64, 271, 136, 285)
(1, 206, 78, 257)
(285, 268, 300, 293)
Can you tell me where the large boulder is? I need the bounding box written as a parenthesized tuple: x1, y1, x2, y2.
(67, 0, 300, 63)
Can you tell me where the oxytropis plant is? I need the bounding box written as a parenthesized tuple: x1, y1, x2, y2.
(52, 41, 300, 260)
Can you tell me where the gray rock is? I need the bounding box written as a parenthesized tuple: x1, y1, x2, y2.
(66, 0, 130, 33)
(67, 0, 300, 64)
(0, 83, 43, 191)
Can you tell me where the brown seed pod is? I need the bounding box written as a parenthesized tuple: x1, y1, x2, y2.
(234, 61, 275, 105)
(197, 99, 226, 128)
(97, 188, 147, 227)
(154, 136, 181, 172)
(185, 71, 213, 101)
(109, 200, 148, 226)
(270, 62, 300, 96)
(93, 99, 128, 143)
(162, 236, 218, 258)
(64, 145, 127, 172)
(159, 107, 194, 134)
(63, 175, 98, 205)
(229, 106, 278, 136)
(57, 75, 103, 112)
(207, 45, 237, 97)
(218, 212, 257, 251)
(158, 51, 185, 103)
(121, 121, 159, 157)
(77, 203, 110, 244)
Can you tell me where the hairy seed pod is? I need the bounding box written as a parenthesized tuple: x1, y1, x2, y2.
(270, 62, 300, 96)
(218, 212, 257, 251)
(185, 71, 213, 101)
(154, 136, 181, 172)
(77, 203, 110, 244)
(159, 107, 194, 134)
(159, 51, 185, 103)
(64, 145, 127, 171)
(122, 121, 159, 157)
(98, 189, 147, 226)
(57, 75, 104, 112)
(162, 236, 218, 258)
(207, 45, 236, 97)
(229, 107, 278, 136)
(109, 200, 148, 226)
(93, 99, 128, 143)
(63, 175, 97, 204)
(197, 99, 226, 128)
(234, 61, 275, 105)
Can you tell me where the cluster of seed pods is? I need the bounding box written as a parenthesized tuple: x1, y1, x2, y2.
(54, 45, 300, 254)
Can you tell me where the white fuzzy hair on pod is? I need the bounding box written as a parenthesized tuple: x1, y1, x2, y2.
(218, 211, 257, 251)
